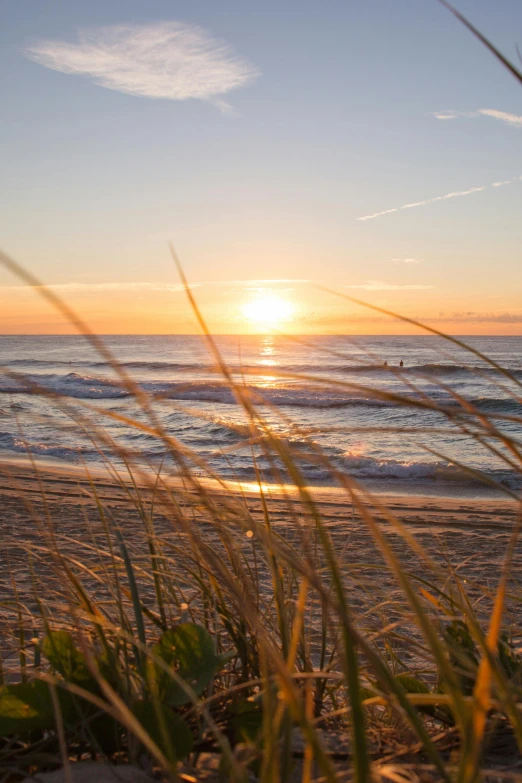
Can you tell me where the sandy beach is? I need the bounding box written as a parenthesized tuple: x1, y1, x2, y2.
(2, 456, 520, 634)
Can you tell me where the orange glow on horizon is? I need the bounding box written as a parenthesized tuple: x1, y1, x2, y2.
(0, 281, 521, 335)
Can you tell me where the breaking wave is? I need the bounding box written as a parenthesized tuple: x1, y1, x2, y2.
(2, 372, 522, 415)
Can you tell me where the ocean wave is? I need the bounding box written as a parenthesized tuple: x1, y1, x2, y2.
(0, 431, 95, 462)
(210, 450, 522, 488)
(0, 430, 171, 463)
(229, 453, 445, 482)
(335, 452, 518, 484)
(2, 372, 521, 415)
(333, 363, 522, 379)
(448, 397, 522, 416)
(338, 452, 443, 479)
(4, 356, 522, 381)
(468, 396, 522, 412)
(0, 424, 519, 489)
(0, 372, 129, 399)
(0, 373, 408, 408)
(2, 358, 201, 370)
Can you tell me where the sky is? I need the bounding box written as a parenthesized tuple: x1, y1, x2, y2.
(0, 0, 521, 334)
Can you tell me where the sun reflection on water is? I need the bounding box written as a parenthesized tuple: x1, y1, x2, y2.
(257, 336, 278, 385)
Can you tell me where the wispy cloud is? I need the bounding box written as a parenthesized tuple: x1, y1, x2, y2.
(391, 258, 422, 264)
(433, 110, 462, 120)
(209, 278, 312, 286)
(0, 281, 198, 293)
(478, 109, 522, 128)
(308, 311, 522, 328)
(344, 281, 433, 291)
(433, 311, 522, 324)
(357, 177, 521, 222)
(1, 278, 310, 293)
(24, 21, 259, 108)
(357, 208, 399, 221)
(433, 108, 522, 128)
(401, 186, 486, 209)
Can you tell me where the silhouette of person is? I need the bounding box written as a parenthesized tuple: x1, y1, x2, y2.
(399, 360, 404, 367)
(383, 361, 388, 367)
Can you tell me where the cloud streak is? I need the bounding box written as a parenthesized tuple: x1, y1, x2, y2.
(433, 108, 522, 128)
(478, 109, 522, 128)
(0, 278, 309, 293)
(357, 177, 521, 222)
(24, 21, 259, 107)
(433, 312, 522, 324)
(344, 281, 433, 291)
(304, 310, 522, 326)
(0, 282, 198, 293)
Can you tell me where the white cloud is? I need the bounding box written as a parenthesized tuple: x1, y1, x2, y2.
(433, 108, 522, 128)
(357, 177, 520, 222)
(478, 109, 522, 128)
(344, 281, 432, 291)
(391, 258, 422, 264)
(24, 21, 259, 108)
(402, 186, 486, 209)
(433, 110, 461, 120)
(432, 109, 476, 121)
(356, 208, 398, 221)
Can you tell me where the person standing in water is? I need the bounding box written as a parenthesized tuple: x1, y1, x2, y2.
(400, 360, 404, 367)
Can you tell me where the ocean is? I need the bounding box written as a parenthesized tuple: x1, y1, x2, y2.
(1, 334, 521, 497)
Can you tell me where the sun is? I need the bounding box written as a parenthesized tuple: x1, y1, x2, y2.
(241, 292, 294, 331)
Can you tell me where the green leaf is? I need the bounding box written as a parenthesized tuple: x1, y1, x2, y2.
(444, 620, 478, 695)
(393, 674, 442, 720)
(0, 680, 55, 735)
(445, 621, 478, 661)
(132, 700, 193, 761)
(42, 631, 93, 687)
(395, 674, 431, 694)
(229, 700, 263, 745)
(87, 712, 122, 755)
(152, 624, 232, 707)
(499, 633, 522, 681)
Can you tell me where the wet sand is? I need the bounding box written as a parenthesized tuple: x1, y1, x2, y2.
(0, 455, 518, 538)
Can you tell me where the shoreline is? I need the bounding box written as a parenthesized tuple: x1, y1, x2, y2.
(0, 454, 518, 525)
(0, 451, 518, 505)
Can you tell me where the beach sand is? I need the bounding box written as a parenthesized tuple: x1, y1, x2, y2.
(1, 456, 519, 629)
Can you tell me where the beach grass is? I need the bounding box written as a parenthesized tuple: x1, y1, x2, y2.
(0, 247, 522, 783)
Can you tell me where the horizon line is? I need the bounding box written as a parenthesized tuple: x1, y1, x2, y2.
(0, 332, 521, 338)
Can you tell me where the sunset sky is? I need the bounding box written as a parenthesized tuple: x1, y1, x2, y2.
(1, 0, 521, 334)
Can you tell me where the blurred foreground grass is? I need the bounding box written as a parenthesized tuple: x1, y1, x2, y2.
(2, 4, 522, 778)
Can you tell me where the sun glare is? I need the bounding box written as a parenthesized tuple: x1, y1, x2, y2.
(242, 292, 294, 331)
